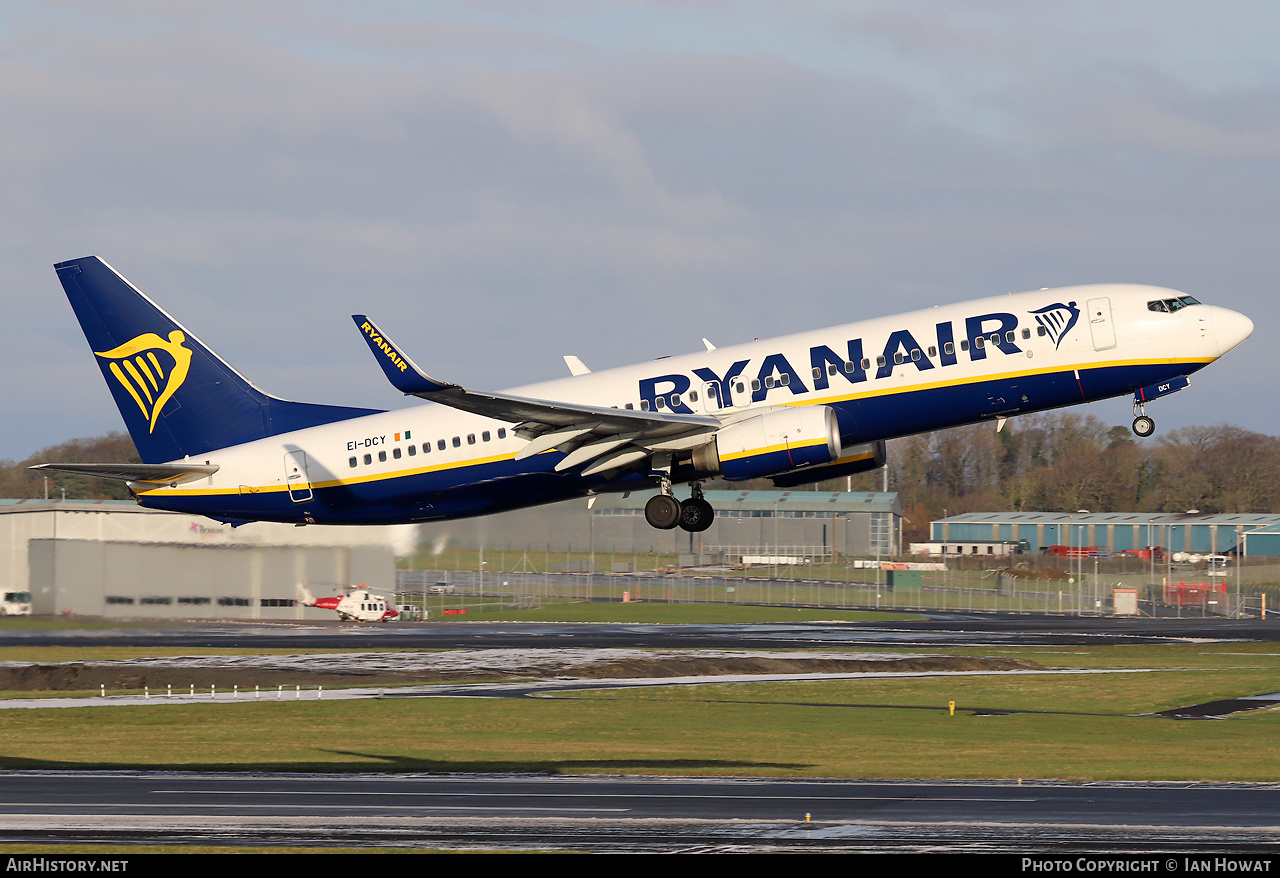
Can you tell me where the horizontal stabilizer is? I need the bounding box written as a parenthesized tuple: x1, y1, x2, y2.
(30, 462, 219, 486)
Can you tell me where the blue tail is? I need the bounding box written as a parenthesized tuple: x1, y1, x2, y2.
(54, 257, 383, 463)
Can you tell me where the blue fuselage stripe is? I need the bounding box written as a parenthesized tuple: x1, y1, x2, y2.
(138, 361, 1197, 525)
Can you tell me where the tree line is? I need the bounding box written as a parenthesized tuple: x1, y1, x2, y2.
(811, 413, 1280, 543)
(0, 433, 138, 502)
(6, 415, 1279, 545)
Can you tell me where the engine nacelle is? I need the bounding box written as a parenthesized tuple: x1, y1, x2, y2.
(770, 440, 886, 488)
(691, 406, 841, 481)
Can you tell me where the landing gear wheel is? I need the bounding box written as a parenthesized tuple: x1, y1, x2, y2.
(645, 494, 682, 529)
(1132, 415, 1155, 437)
(679, 497, 715, 533)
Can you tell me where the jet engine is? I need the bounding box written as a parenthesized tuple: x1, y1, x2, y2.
(691, 406, 841, 481)
(770, 440, 886, 488)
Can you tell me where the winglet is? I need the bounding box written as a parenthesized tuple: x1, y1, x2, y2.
(352, 315, 455, 395)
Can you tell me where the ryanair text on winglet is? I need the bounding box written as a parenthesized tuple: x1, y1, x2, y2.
(361, 321, 409, 373)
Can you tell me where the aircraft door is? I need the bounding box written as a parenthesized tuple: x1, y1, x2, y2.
(284, 451, 313, 503)
(1086, 297, 1117, 351)
(700, 382, 725, 412)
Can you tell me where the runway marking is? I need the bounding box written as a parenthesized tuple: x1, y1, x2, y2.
(149, 790, 1029, 802)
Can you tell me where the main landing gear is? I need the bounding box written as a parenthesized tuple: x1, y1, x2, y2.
(1132, 399, 1156, 438)
(644, 480, 715, 532)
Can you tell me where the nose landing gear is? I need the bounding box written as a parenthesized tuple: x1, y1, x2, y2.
(1132, 399, 1156, 437)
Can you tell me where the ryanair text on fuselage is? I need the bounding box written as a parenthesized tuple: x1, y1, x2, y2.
(638, 304, 1077, 413)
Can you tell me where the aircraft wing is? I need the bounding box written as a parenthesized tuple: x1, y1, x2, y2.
(352, 315, 720, 475)
(29, 462, 219, 486)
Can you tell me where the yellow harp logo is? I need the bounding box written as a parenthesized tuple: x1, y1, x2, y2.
(95, 331, 193, 433)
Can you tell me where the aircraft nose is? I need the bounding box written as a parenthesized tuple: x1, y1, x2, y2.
(1210, 305, 1254, 355)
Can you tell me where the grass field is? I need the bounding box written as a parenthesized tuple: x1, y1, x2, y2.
(0, 639, 1276, 782)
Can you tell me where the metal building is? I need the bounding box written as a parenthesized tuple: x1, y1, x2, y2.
(0, 499, 413, 618)
(930, 510, 1280, 557)
(419, 490, 903, 559)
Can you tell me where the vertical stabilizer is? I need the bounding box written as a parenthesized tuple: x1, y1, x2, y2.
(54, 257, 382, 463)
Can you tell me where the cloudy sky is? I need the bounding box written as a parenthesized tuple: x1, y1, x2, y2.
(2, 1, 1277, 461)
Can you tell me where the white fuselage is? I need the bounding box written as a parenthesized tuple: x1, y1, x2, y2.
(132, 284, 1252, 525)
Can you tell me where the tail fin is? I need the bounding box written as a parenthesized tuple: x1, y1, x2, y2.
(54, 257, 382, 463)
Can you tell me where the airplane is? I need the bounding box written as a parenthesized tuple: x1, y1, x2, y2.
(35, 257, 1253, 533)
(297, 583, 399, 623)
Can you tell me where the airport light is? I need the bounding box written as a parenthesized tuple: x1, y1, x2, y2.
(1076, 510, 1089, 615)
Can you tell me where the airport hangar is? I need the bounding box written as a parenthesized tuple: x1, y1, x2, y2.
(415, 490, 903, 560)
(0, 499, 414, 619)
(929, 511, 1280, 557)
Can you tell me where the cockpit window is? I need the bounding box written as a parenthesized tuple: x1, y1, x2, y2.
(1148, 296, 1201, 313)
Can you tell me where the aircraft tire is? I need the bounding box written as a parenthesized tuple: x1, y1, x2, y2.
(1132, 415, 1156, 437)
(645, 494, 682, 530)
(679, 498, 715, 533)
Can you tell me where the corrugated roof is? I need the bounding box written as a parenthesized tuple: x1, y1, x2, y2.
(935, 511, 1280, 527)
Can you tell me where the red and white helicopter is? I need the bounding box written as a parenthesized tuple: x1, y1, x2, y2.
(297, 583, 399, 622)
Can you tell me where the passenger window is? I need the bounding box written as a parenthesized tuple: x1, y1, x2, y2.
(393, 447, 402, 459)
(844, 361, 855, 373)
(467, 434, 476, 445)
(408, 445, 416, 456)
(688, 390, 698, 402)
(944, 342, 954, 355)
(1037, 326, 1047, 336)
(378, 450, 387, 462)
(452, 437, 461, 448)
(671, 394, 681, 406)
(960, 340, 969, 351)
(1005, 331, 1015, 343)
(927, 346, 936, 357)
(655, 397, 666, 409)
(911, 349, 921, 361)
(482, 431, 491, 442)
(876, 356, 886, 367)
(780, 373, 789, 386)
(498, 428, 506, 439)
(423, 443, 430, 453)
(812, 367, 822, 380)
(363, 454, 372, 465)
(349, 457, 358, 468)
(751, 380, 761, 391)
(974, 337, 985, 349)
(1021, 328, 1030, 339)
(437, 439, 446, 451)
(861, 358, 870, 370)
(640, 400, 650, 411)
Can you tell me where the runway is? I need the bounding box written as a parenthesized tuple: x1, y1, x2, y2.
(3, 614, 1278, 852)
(1, 773, 1277, 852)
(4, 613, 1278, 650)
